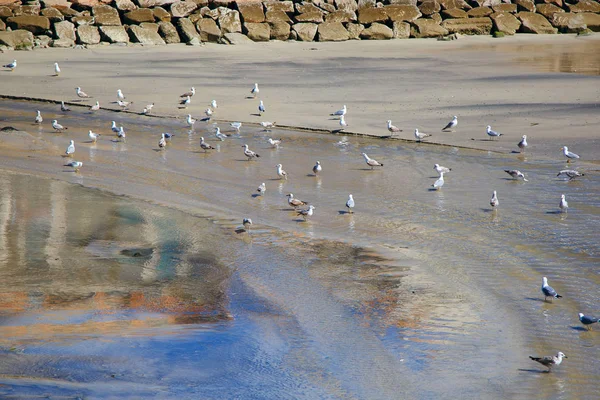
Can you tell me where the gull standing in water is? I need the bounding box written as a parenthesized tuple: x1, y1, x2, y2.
(504, 169, 528, 181)
(258, 100, 265, 115)
(142, 103, 154, 114)
(52, 120, 67, 132)
(561, 146, 579, 163)
(414, 128, 431, 142)
(287, 193, 308, 208)
(117, 89, 125, 101)
(432, 172, 444, 190)
(88, 130, 100, 142)
(180, 87, 195, 98)
(251, 83, 259, 98)
(529, 352, 567, 372)
(257, 182, 266, 196)
(260, 121, 276, 131)
(442, 116, 458, 131)
(339, 115, 348, 130)
(434, 164, 451, 175)
(346, 194, 355, 214)
(541, 277, 562, 302)
(313, 161, 322, 175)
(579, 313, 599, 330)
(65, 140, 75, 157)
(3, 60, 16, 71)
(65, 161, 83, 172)
(215, 127, 227, 141)
(163, 133, 174, 142)
(490, 190, 499, 208)
(117, 126, 126, 142)
(559, 194, 568, 213)
(54, 62, 61, 76)
(242, 218, 252, 231)
(297, 205, 315, 221)
(331, 105, 347, 117)
(75, 87, 91, 99)
(35, 110, 43, 124)
(90, 101, 100, 111)
(231, 122, 242, 133)
(518, 135, 528, 152)
(362, 153, 383, 169)
(111, 121, 120, 134)
(200, 137, 214, 152)
(387, 120, 401, 135)
(158, 133, 166, 149)
(276, 163, 287, 180)
(186, 114, 196, 127)
(180, 96, 191, 108)
(486, 125, 503, 140)
(242, 144, 260, 160)
(267, 138, 281, 148)
(557, 170, 584, 180)
(61, 101, 70, 112)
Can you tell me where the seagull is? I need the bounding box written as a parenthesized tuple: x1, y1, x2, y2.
(504, 169, 528, 181)
(75, 87, 91, 98)
(111, 121, 120, 133)
(54, 62, 60, 76)
(186, 114, 196, 127)
(387, 120, 401, 134)
(287, 193, 308, 208)
(258, 100, 266, 115)
(117, 100, 131, 109)
(35, 110, 43, 124)
(276, 163, 287, 180)
(64, 160, 83, 172)
(346, 194, 355, 213)
(180, 87, 195, 98)
(518, 135, 528, 152)
(490, 190, 499, 208)
(231, 122, 242, 133)
(432, 172, 444, 190)
(117, 126, 126, 142)
(260, 121, 276, 131)
(204, 108, 213, 118)
(3, 59, 16, 71)
(200, 137, 214, 152)
(117, 89, 125, 101)
(90, 101, 100, 111)
(257, 182, 266, 195)
(339, 115, 348, 130)
(242, 218, 252, 231)
(180, 96, 191, 108)
(562, 146, 579, 162)
(486, 125, 503, 140)
(434, 164, 451, 175)
(61, 101, 70, 112)
(210, 99, 218, 109)
(362, 153, 383, 169)
(250, 83, 259, 98)
(414, 128, 431, 142)
(52, 120, 66, 132)
(442, 116, 458, 131)
(88, 130, 100, 142)
(65, 140, 75, 157)
(313, 161, 322, 175)
(215, 127, 227, 141)
(158, 133, 166, 149)
(242, 144, 259, 160)
(557, 170, 584, 180)
(297, 205, 315, 221)
(542, 276, 562, 302)
(559, 194, 568, 213)
(529, 352, 566, 372)
(331, 105, 347, 117)
(267, 138, 282, 148)
(579, 313, 599, 330)
(142, 103, 154, 114)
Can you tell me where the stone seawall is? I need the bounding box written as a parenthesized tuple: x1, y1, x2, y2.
(0, 0, 598, 50)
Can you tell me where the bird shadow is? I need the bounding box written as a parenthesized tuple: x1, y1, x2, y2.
(524, 297, 545, 303)
(306, 174, 317, 177)
(62, 169, 78, 173)
(518, 368, 549, 374)
(234, 228, 247, 234)
(481, 208, 496, 213)
(570, 325, 588, 332)
(428, 188, 440, 192)
(192, 151, 212, 154)
(545, 210, 563, 215)
(338, 210, 353, 215)
(245, 96, 256, 99)
(294, 218, 308, 223)
(269, 178, 284, 181)
(328, 117, 341, 120)
(152, 149, 164, 153)
(510, 150, 524, 154)
(200, 117, 211, 122)
(251, 113, 261, 117)
(251, 194, 262, 198)
(332, 129, 345, 134)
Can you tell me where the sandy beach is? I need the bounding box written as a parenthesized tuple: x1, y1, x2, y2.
(0, 35, 599, 399)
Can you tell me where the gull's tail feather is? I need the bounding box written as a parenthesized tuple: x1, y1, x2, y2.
(529, 356, 541, 362)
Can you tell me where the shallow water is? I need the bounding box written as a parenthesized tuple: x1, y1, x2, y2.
(0, 99, 599, 398)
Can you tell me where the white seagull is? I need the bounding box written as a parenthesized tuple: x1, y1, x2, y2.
(339, 115, 348, 130)
(204, 108, 213, 118)
(90, 101, 100, 111)
(414, 128, 431, 142)
(579, 313, 600, 330)
(251, 83, 259, 98)
(260, 121, 276, 131)
(297, 205, 315, 221)
(186, 114, 196, 127)
(180, 96, 191, 108)
(117, 100, 131, 109)
(3, 59, 17, 71)
(541, 276, 562, 302)
(258, 100, 265, 115)
(158, 133, 166, 149)
(75, 87, 91, 98)
(387, 120, 401, 134)
(35, 110, 43, 124)
(559, 194, 568, 213)
(257, 182, 266, 196)
(287, 193, 308, 208)
(111, 121, 120, 133)
(518, 135, 528, 152)
(164, 133, 174, 142)
(442, 116, 458, 131)
(65, 140, 75, 157)
(142, 103, 154, 114)
(210, 99, 218, 109)
(557, 170, 584, 180)
(242, 218, 252, 230)
(561, 146, 579, 162)
(242, 144, 260, 160)
(313, 161, 322, 175)
(504, 169, 528, 181)
(267, 138, 282, 148)
(362, 153, 383, 169)
(200, 137, 214, 152)
(434, 164, 451, 175)
(215, 127, 227, 141)
(529, 352, 567, 372)
(490, 190, 499, 208)
(331, 105, 347, 117)
(52, 120, 66, 132)
(61, 101, 70, 112)
(486, 125, 503, 140)
(346, 194, 355, 214)
(276, 163, 287, 180)
(117, 126, 126, 142)
(117, 89, 125, 101)
(88, 130, 100, 142)
(180, 87, 195, 98)
(432, 172, 444, 190)
(64, 161, 83, 172)
(54, 62, 61, 76)
(231, 122, 242, 133)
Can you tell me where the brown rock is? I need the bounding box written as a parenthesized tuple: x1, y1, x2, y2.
(537, 0, 561, 7)
(93, 5, 121, 25)
(334, 0, 358, 12)
(346, 22, 364, 38)
(419, 0, 440, 16)
(481, 0, 501, 6)
(203, 6, 229, 20)
(358, 0, 376, 8)
(34, 34, 52, 47)
(515, 0, 535, 12)
(295, 2, 321, 14)
(128, 25, 165, 44)
(41, 7, 65, 22)
(360, 22, 393, 38)
(295, 11, 324, 23)
(0, 0, 18, 5)
(438, 0, 471, 10)
(317, 20, 349, 40)
(170, 1, 197, 17)
(152, 6, 171, 21)
(53, 19, 75, 40)
(72, 15, 94, 25)
(244, 21, 269, 40)
(136, 0, 178, 7)
(140, 22, 159, 31)
(7, 15, 50, 34)
(269, 20, 290, 39)
(115, 0, 137, 11)
(20, 5, 41, 16)
(292, 22, 317, 40)
(392, 20, 410, 37)
(581, 12, 600, 31)
(70, 0, 101, 10)
(325, 10, 356, 22)
(237, 2, 265, 23)
(442, 8, 468, 18)
(51, 37, 74, 47)
(177, 17, 200, 41)
(222, 31, 254, 43)
(219, 9, 241, 33)
(535, 4, 563, 19)
(385, 4, 421, 21)
(124, 8, 155, 24)
(517, 11, 557, 33)
(430, 12, 442, 22)
(197, 17, 221, 41)
(59, 8, 80, 17)
(442, 16, 491, 33)
(492, 3, 516, 13)
(41, 0, 71, 10)
(76, 24, 100, 43)
(99, 25, 129, 42)
(0, 19, 5, 31)
(189, 11, 202, 23)
(568, 0, 600, 13)
(467, 6, 492, 17)
(263, 0, 293, 13)
(389, 0, 417, 4)
(265, 10, 292, 23)
(0, 6, 12, 17)
(490, 11, 520, 34)
(318, 2, 336, 13)
(358, 7, 388, 23)
(0, 29, 34, 48)
(158, 20, 180, 42)
(410, 18, 448, 37)
(551, 12, 585, 32)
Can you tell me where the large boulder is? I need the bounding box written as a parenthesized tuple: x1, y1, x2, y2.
(581, 13, 600, 31)
(325, 10, 356, 22)
(533, 4, 563, 19)
(438, 0, 471, 10)
(269, 20, 290, 39)
(346, 22, 364, 39)
(136, 0, 178, 7)
(158, 20, 180, 42)
(244, 21, 270, 40)
(265, 10, 292, 23)
(124, 8, 155, 24)
(263, 0, 293, 13)
(492, 3, 516, 13)
(170, 1, 196, 17)
(53, 20, 76, 40)
(72, 15, 94, 25)
(177, 17, 199, 41)
(197, 17, 221, 41)
(115, 0, 137, 11)
(393, 20, 410, 37)
(41, 7, 65, 22)
(467, 6, 492, 17)
(358, 7, 388, 24)
(441, 8, 468, 18)
(99, 25, 129, 42)
(490, 11, 520, 34)
(41, 0, 71, 10)
(410, 18, 448, 37)
(292, 22, 317, 41)
(0, 29, 34, 49)
(317, 21, 349, 41)
(152, 6, 171, 21)
(93, 5, 121, 25)
(222, 31, 254, 44)
(219, 10, 241, 33)
(360, 22, 393, 39)
(442, 16, 492, 33)
(385, 5, 421, 22)
(6, 15, 50, 34)
(334, 0, 358, 12)
(0, 6, 12, 17)
(295, 11, 324, 23)
(517, 11, 557, 33)
(568, 0, 600, 13)
(51, 38, 75, 47)
(237, 2, 265, 23)
(17, 5, 40, 16)
(76, 24, 100, 43)
(514, 0, 535, 12)
(419, 0, 440, 15)
(140, 22, 159, 32)
(551, 12, 586, 32)
(128, 25, 165, 44)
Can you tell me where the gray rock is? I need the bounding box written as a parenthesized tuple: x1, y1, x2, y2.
(265, 10, 292, 24)
(128, 25, 166, 44)
(317, 21, 349, 41)
(264, 0, 294, 13)
(34, 34, 52, 47)
(51, 37, 74, 47)
(158, 20, 180, 42)
(360, 22, 393, 39)
(124, 8, 155, 24)
(219, 10, 241, 34)
(92, 5, 121, 26)
(410, 18, 448, 37)
(392, 20, 410, 38)
(517, 11, 557, 33)
(99, 25, 129, 42)
(115, 0, 137, 11)
(223, 31, 254, 44)
(6, 16, 50, 34)
(140, 22, 159, 32)
(177, 17, 200, 42)
(53, 19, 75, 40)
(292, 22, 318, 41)
(41, 7, 64, 22)
(76, 23, 100, 43)
(170, 1, 197, 18)
(237, 2, 265, 23)
(346, 22, 364, 39)
(269, 21, 290, 40)
(325, 10, 357, 23)
(186, 36, 201, 45)
(552, 12, 586, 33)
(244, 22, 270, 41)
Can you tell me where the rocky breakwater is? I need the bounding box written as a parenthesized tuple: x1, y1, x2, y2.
(0, 0, 598, 50)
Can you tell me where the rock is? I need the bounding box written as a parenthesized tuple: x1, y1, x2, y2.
(535, 4, 563, 19)
(482, 0, 501, 6)
(517, 11, 556, 33)
(136, 0, 177, 7)
(34, 34, 52, 47)
(537, 0, 561, 6)
(265, 10, 292, 23)
(124, 8, 154, 24)
(115, 0, 137, 11)
(430, 12, 443, 22)
(385, 5, 421, 21)
(6, 15, 50, 34)
(410, 18, 448, 37)
(219, 9, 241, 33)
(442, 16, 491, 33)
(263, 0, 293, 13)
(72, 15, 94, 25)
(490, 11, 520, 34)
(170, 1, 197, 17)
(492, 3, 516, 13)
(76, 24, 100, 43)
(389, 0, 417, 3)
(243, 21, 269, 40)
(70, 0, 101, 10)
(152, 6, 170, 21)
(269, 20, 289, 39)
(392, 20, 410, 37)
(93, 5, 121, 25)
(295, 11, 324, 23)
(317, 21, 349, 40)
(0, 0, 18, 4)
(441, 8, 468, 18)
(41, 7, 64, 22)
(59, 8, 80, 18)
(158, 20, 179, 42)
(20, 5, 41, 16)
(0, 6, 11, 17)
(325, 10, 356, 22)
(358, 7, 388, 24)
(223, 31, 253, 43)
(0, 19, 5, 31)
(197, 17, 221, 41)
(177, 17, 199, 41)
(467, 6, 492, 17)
(99, 25, 129, 42)
(41, 0, 71, 10)
(140, 22, 159, 31)
(0, 29, 34, 48)
(438, 0, 471, 10)
(360, 22, 393, 38)
(128, 24, 165, 44)
(295, 2, 320, 14)
(346, 22, 364, 38)
(334, 0, 358, 12)
(51, 37, 74, 47)
(186, 36, 201, 45)
(419, 0, 440, 16)
(551, 12, 586, 32)
(318, 2, 336, 13)
(237, 2, 264, 23)
(568, 0, 600, 13)
(581, 12, 600, 31)
(203, 6, 229, 20)
(53, 19, 75, 40)
(358, 0, 376, 8)
(292, 22, 317, 40)
(188, 11, 202, 23)
(514, 0, 535, 12)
